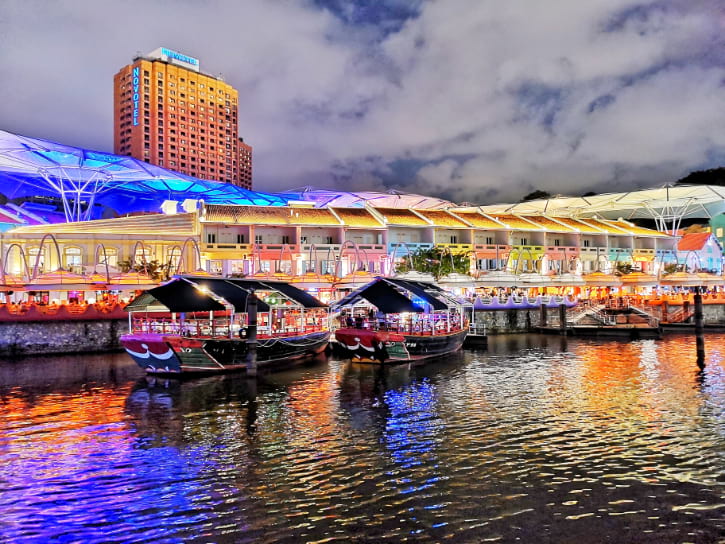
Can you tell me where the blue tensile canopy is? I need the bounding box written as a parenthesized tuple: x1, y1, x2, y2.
(0, 129, 289, 222)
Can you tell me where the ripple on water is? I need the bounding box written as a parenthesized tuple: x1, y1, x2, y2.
(0, 335, 723, 542)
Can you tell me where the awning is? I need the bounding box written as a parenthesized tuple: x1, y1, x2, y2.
(124, 276, 329, 313)
(331, 279, 424, 314)
(385, 278, 449, 310)
(130, 279, 227, 313)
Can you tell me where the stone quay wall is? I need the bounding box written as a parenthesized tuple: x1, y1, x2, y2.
(0, 319, 126, 357)
(472, 309, 545, 334)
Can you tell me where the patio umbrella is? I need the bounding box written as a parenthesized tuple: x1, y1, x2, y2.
(393, 270, 436, 283)
(25, 269, 95, 291)
(438, 272, 476, 288)
(547, 273, 586, 287)
(659, 271, 706, 287)
(620, 272, 659, 287)
(474, 270, 520, 288)
(107, 271, 160, 290)
(695, 272, 725, 287)
(582, 271, 623, 288)
(518, 273, 552, 287)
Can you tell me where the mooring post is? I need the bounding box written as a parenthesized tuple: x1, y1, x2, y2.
(694, 287, 705, 368)
(246, 291, 258, 377)
(559, 303, 567, 335)
(540, 304, 548, 327)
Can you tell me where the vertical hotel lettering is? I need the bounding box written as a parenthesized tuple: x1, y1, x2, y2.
(132, 66, 140, 126)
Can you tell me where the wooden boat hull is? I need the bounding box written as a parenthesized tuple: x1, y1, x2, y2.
(333, 327, 467, 364)
(120, 330, 331, 375)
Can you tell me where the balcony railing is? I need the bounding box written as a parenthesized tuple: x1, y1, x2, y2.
(435, 243, 474, 253)
(544, 245, 579, 256)
(203, 242, 252, 252)
(387, 242, 434, 253)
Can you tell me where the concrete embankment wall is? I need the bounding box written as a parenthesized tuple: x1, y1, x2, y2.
(695, 304, 725, 324)
(472, 309, 545, 334)
(0, 319, 126, 357)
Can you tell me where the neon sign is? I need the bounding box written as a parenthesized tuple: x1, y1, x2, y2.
(132, 66, 139, 126)
(161, 48, 199, 67)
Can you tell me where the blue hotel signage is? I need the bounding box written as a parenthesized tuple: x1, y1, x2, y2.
(132, 66, 139, 126)
(161, 47, 199, 67)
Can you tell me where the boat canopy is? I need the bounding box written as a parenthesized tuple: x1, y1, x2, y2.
(125, 276, 328, 313)
(384, 278, 449, 310)
(331, 277, 458, 314)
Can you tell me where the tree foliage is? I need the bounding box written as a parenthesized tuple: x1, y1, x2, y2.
(117, 259, 170, 281)
(675, 167, 725, 186)
(395, 247, 471, 279)
(520, 190, 551, 202)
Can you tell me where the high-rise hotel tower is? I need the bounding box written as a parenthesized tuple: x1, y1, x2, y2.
(113, 47, 252, 188)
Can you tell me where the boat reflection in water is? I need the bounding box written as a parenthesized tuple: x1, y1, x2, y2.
(0, 335, 723, 543)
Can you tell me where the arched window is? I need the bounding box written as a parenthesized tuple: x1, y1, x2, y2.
(27, 246, 48, 273)
(134, 246, 153, 264)
(167, 247, 182, 272)
(63, 247, 83, 271)
(99, 247, 118, 268)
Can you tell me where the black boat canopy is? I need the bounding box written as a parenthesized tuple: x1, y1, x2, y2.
(331, 277, 457, 314)
(125, 276, 327, 313)
(384, 278, 449, 310)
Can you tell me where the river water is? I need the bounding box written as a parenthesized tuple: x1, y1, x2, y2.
(0, 334, 723, 543)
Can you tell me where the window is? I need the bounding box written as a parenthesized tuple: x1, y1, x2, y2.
(282, 235, 290, 244)
(207, 232, 217, 244)
(554, 239, 561, 246)
(255, 234, 263, 244)
(63, 247, 83, 270)
(485, 236, 494, 245)
(98, 247, 118, 268)
(583, 239, 591, 247)
(236, 234, 245, 244)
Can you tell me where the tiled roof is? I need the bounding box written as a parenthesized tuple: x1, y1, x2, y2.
(9, 213, 197, 236)
(329, 207, 385, 228)
(580, 218, 631, 235)
(605, 221, 669, 237)
(415, 209, 470, 227)
(373, 208, 431, 226)
(553, 217, 608, 233)
(520, 215, 577, 232)
(677, 232, 712, 251)
(449, 211, 506, 229)
(204, 205, 341, 225)
(489, 214, 544, 230)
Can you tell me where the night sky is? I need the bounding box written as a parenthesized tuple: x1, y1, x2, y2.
(1, 0, 724, 204)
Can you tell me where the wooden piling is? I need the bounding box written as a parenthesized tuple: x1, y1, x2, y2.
(246, 291, 258, 377)
(559, 303, 567, 335)
(694, 288, 705, 368)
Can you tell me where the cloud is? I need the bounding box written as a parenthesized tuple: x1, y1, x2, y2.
(1, 0, 724, 204)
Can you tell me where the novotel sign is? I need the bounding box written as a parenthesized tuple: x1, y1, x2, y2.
(161, 47, 199, 67)
(132, 66, 140, 126)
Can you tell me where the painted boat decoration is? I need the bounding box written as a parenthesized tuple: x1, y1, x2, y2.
(121, 275, 330, 375)
(331, 277, 468, 364)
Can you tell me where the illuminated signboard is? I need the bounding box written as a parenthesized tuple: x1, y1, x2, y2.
(132, 66, 139, 126)
(161, 47, 199, 67)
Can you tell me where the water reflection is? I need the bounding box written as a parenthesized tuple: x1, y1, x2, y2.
(0, 337, 723, 543)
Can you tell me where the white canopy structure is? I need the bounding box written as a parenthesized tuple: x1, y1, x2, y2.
(0, 130, 289, 222)
(279, 187, 454, 209)
(478, 185, 725, 234)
